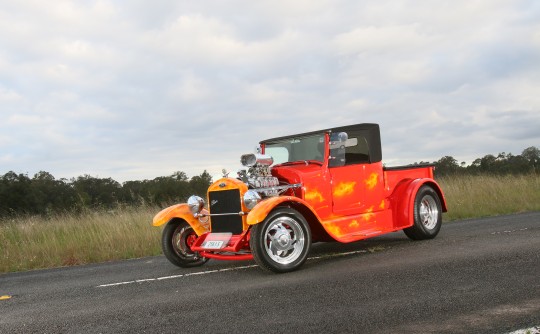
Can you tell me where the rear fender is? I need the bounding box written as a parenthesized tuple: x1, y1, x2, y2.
(392, 178, 448, 229)
(152, 204, 210, 236)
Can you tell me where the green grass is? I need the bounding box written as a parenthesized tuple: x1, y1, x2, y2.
(1, 174, 539, 273)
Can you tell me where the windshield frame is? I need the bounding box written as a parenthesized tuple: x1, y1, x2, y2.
(262, 132, 328, 166)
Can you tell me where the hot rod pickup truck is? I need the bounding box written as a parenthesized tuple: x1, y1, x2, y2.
(153, 123, 447, 273)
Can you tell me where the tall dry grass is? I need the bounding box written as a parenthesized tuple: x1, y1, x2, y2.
(1, 174, 539, 273)
(0, 206, 162, 273)
(438, 174, 540, 221)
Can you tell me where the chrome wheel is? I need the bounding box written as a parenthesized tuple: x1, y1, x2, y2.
(250, 208, 311, 273)
(263, 216, 305, 265)
(419, 195, 439, 230)
(162, 220, 208, 268)
(404, 185, 443, 241)
(172, 225, 202, 261)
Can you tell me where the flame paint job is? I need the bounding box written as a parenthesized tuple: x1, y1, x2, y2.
(365, 172, 378, 190)
(153, 164, 447, 244)
(333, 181, 356, 197)
(305, 188, 325, 202)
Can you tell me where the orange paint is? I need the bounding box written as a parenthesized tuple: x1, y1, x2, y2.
(246, 196, 319, 225)
(152, 203, 210, 236)
(324, 223, 344, 237)
(208, 177, 248, 193)
(333, 181, 356, 197)
(348, 220, 359, 228)
(363, 206, 375, 222)
(305, 189, 324, 203)
(365, 173, 378, 190)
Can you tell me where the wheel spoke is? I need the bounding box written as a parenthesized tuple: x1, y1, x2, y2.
(165, 223, 207, 266)
(269, 240, 280, 256)
(262, 216, 306, 264)
(419, 195, 439, 229)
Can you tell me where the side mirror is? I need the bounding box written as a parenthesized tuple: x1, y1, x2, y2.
(329, 132, 347, 167)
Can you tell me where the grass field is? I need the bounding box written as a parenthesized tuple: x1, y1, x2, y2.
(1, 174, 539, 273)
(0, 206, 162, 273)
(437, 174, 540, 220)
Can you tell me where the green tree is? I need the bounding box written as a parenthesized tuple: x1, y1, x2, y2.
(189, 170, 213, 197)
(30, 171, 77, 214)
(0, 172, 32, 215)
(522, 146, 540, 172)
(434, 156, 461, 176)
(71, 175, 121, 208)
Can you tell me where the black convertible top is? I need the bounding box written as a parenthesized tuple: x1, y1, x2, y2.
(261, 123, 382, 163)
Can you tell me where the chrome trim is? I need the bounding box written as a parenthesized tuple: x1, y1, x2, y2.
(419, 195, 439, 230)
(196, 212, 246, 217)
(240, 153, 274, 167)
(256, 183, 302, 193)
(243, 189, 262, 210)
(187, 195, 205, 215)
(263, 216, 305, 265)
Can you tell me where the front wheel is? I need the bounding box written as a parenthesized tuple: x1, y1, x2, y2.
(250, 207, 311, 273)
(404, 185, 443, 240)
(162, 220, 208, 267)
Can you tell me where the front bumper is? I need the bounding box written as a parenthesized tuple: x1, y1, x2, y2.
(190, 230, 253, 261)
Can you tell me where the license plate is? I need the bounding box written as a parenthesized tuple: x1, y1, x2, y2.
(202, 240, 224, 249)
(201, 233, 232, 249)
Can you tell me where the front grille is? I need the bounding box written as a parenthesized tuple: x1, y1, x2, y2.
(208, 189, 243, 234)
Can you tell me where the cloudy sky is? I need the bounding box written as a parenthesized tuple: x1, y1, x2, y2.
(1, 0, 539, 182)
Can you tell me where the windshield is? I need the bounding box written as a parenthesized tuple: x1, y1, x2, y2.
(264, 133, 325, 165)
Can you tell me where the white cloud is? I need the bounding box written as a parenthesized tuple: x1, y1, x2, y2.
(0, 0, 538, 182)
(0, 88, 22, 102)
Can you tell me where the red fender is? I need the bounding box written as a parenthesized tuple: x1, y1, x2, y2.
(391, 178, 447, 229)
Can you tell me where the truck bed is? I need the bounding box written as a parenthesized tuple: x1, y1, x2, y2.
(383, 164, 435, 191)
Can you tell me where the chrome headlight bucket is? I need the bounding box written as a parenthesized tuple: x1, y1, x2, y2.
(187, 195, 205, 216)
(243, 190, 261, 210)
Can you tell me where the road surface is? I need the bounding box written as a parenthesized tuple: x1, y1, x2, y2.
(1, 212, 539, 333)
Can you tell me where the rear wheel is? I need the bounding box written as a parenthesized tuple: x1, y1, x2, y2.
(404, 185, 442, 240)
(162, 220, 208, 267)
(250, 208, 311, 273)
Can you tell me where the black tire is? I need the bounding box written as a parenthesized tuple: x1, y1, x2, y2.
(162, 220, 208, 268)
(250, 207, 311, 273)
(403, 185, 443, 240)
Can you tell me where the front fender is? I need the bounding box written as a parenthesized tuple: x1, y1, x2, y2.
(152, 203, 210, 236)
(246, 196, 318, 225)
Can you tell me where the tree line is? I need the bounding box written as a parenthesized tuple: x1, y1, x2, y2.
(432, 146, 539, 176)
(0, 170, 212, 217)
(1, 146, 538, 217)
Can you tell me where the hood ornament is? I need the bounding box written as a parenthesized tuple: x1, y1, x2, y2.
(222, 169, 230, 178)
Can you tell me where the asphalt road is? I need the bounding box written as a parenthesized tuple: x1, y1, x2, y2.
(1, 212, 539, 334)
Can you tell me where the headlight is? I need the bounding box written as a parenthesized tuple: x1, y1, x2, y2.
(187, 195, 205, 216)
(243, 190, 261, 210)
